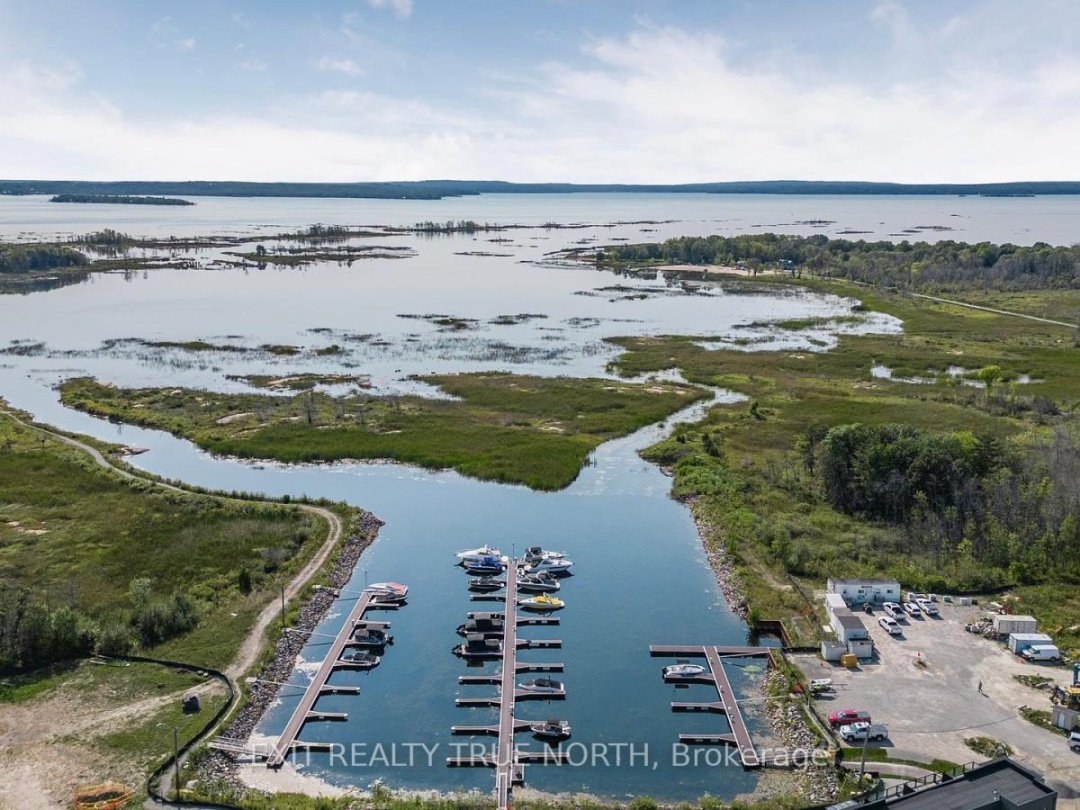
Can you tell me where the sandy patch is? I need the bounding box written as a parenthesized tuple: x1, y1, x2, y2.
(215, 412, 254, 425)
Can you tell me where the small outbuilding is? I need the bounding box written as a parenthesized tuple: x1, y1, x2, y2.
(826, 578, 901, 605)
(1008, 633, 1053, 654)
(831, 607, 869, 643)
(993, 614, 1038, 636)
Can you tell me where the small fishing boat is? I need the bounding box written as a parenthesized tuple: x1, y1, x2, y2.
(522, 557, 573, 575)
(518, 593, 565, 612)
(521, 546, 568, 564)
(456, 545, 502, 564)
(468, 576, 506, 593)
(453, 634, 503, 659)
(367, 582, 409, 602)
(516, 571, 561, 593)
(463, 555, 505, 576)
(531, 718, 572, 740)
(518, 678, 565, 696)
(340, 651, 381, 669)
(662, 663, 707, 679)
(351, 628, 392, 648)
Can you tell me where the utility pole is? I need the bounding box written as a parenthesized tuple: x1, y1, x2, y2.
(859, 726, 870, 777)
(173, 727, 180, 799)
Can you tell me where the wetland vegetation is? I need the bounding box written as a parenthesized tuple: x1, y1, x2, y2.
(59, 373, 707, 490)
(610, 277, 1080, 648)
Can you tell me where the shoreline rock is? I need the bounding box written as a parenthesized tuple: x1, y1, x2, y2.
(193, 509, 383, 791)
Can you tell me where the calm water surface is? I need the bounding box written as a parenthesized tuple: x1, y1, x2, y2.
(1, 193, 1070, 798)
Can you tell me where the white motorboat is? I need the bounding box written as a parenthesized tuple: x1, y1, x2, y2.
(367, 581, 409, 602)
(518, 678, 565, 696)
(662, 663, 707, 679)
(521, 546, 568, 564)
(522, 557, 573, 575)
(456, 545, 502, 564)
(516, 571, 561, 593)
(531, 718, 572, 740)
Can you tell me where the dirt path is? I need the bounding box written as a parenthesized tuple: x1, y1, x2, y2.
(908, 292, 1075, 328)
(0, 407, 348, 806)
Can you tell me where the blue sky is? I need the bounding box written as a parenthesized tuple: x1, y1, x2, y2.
(2, 0, 1079, 183)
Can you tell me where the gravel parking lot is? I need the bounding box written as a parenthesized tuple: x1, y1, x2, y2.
(790, 601, 1080, 805)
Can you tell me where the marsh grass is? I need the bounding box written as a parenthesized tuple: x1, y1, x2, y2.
(60, 373, 707, 490)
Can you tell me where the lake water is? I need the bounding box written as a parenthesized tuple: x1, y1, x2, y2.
(1, 192, 1074, 800)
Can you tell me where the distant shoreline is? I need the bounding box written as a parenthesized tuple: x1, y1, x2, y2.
(3, 179, 1080, 201)
(49, 193, 194, 206)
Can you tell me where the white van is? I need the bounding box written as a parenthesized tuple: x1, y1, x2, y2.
(1070, 730, 1080, 753)
(1021, 644, 1061, 662)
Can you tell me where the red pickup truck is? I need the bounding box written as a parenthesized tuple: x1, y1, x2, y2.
(828, 709, 872, 728)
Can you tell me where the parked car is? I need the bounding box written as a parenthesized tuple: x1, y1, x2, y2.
(828, 709, 872, 728)
(902, 601, 922, 618)
(906, 592, 928, 603)
(883, 602, 905, 620)
(878, 616, 902, 635)
(840, 722, 889, 742)
(1070, 731, 1080, 753)
(916, 598, 939, 616)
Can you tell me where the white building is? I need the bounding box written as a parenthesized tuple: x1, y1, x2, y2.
(826, 578, 901, 605)
(993, 614, 1038, 636)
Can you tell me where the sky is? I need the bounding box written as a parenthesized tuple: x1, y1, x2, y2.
(1, 0, 1079, 184)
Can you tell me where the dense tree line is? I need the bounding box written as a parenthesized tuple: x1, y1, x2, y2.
(7, 179, 1080, 200)
(0, 576, 198, 675)
(49, 194, 194, 206)
(605, 234, 1080, 291)
(802, 424, 1080, 585)
(0, 244, 89, 274)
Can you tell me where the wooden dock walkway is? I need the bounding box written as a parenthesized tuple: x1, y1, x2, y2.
(267, 589, 396, 768)
(494, 560, 520, 810)
(650, 644, 771, 769)
(451, 559, 567, 810)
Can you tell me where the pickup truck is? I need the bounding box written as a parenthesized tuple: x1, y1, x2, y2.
(902, 601, 922, 618)
(828, 709, 872, 728)
(883, 602, 905, 620)
(840, 722, 889, 742)
(916, 598, 938, 616)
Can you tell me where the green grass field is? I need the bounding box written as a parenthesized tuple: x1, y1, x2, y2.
(60, 372, 707, 490)
(0, 407, 332, 670)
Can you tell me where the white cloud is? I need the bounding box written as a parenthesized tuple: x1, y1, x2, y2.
(231, 11, 251, 29)
(3, 22, 1080, 183)
(315, 56, 363, 77)
(175, 37, 196, 53)
(367, 0, 413, 20)
(151, 16, 196, 52)
(238, 58, 268, 72)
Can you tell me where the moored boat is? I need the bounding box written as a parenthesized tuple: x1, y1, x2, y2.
(453, 634, 503, 659)
(340, 651, 381, 669)
(468, 575, 506, 592)
(530, 718, 572, 740)
(456, 545, 502, 564)
(351, 628, 392, 648)
(518, 678, 565, 696)
(463, 555, 506, 576)
(522, 557, 573, 575)
(367, 581, 409, 602)
(662, 663, 707, 679)
(516, 570, 561, 593)
(518, 593, 565, 612)
(521, 545, 568, 564)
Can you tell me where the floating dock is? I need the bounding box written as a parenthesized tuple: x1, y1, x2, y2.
(451, 559, 567, 810)
(649, 644, 775, 769)
(267, 589, 400, 768)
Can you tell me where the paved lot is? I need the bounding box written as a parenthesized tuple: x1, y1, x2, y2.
(790, 602, 1080, 806)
